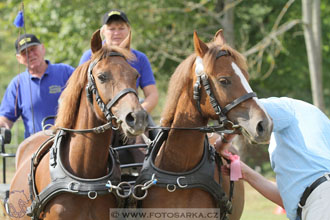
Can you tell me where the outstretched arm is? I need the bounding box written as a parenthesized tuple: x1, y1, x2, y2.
(215, 134, 284, 208)
(239, 160, 283, 207)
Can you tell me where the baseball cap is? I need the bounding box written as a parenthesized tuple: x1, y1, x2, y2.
(15, 34, 41, 54)
(103, 9, 130, 25)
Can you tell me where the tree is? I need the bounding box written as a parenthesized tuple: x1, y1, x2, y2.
(1, 0, 329, 117)
(302, 0, 324, 111)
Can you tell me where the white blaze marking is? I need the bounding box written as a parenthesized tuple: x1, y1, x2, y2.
(231, 62, 265, 109)
(231, 62, 253, 93)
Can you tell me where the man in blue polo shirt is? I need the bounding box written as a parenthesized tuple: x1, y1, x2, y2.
(79, 9, 158, 113)
(0, 34, 74, 138)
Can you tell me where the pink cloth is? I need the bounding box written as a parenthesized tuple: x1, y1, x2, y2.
(228, 153, 242, 181)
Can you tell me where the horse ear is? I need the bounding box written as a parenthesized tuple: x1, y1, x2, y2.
(193, 31, 208, 57)
(119, 31, 131, 49)
(214, 29, 226, 45)
(91, 29, 102, 53)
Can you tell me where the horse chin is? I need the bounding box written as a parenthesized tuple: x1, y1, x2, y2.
(121, 123, 145, 138)
(241, 127, 270, 145)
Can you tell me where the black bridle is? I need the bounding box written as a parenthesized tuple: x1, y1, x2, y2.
(57, 52, 138, 134)
(86, 51, 138, 123)
(193, 50, 257, 129)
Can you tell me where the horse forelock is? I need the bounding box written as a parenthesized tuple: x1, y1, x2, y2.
(204, 42, 248, 75)
(92, 46, 136, 62)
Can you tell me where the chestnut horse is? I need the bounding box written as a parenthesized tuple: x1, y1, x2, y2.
(135, 30, 273, 220)
(6, 29, 149, 220)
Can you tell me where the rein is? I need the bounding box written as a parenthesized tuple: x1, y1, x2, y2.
(147, 125, 241, 134)
(56, 121, 115, 134)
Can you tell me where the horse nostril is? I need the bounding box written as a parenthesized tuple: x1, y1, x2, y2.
(257, 121, 265, 134)
(125, 112, 136, 128)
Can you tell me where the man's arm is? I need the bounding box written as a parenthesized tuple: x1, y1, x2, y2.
(141, 84, 158, 113)
(215, 134, 284, 208)
(0, 116, 14, 129)
(240, 161, 283, 207)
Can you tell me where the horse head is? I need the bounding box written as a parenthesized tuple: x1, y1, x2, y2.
(193, 30, 273, 144)
(86, 29, 148, 137)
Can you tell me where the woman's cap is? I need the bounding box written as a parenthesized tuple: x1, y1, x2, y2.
(103, 9, 130, 25)
(15, 34, 41, 54)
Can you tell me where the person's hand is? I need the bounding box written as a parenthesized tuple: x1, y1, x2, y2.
(214, 133, 236, 157)
(0, 122, 10, 129)
(215, 133, 243, 181)
(0, 116, 14, 129)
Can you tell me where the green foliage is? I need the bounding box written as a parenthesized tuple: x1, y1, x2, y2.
(0, 0, 329, 119)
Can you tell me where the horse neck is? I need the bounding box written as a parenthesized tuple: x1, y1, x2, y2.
(62, 98, 112, 179)
(156, 90, 208, 172)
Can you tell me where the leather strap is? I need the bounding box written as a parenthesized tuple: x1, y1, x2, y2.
(297, 173, 330, 218)
(222, 92, 257, 115)
(106, 88, 138, 110)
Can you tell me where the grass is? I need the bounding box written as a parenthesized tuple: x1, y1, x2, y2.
(241, 182, 288, 220)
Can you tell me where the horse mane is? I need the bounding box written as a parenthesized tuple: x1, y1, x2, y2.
(92, 45, 136, 62)
(161, 41, 248, 127)
(55, 46, 135, 128)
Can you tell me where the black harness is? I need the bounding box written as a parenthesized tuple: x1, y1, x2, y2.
(26, 130, 121, 219)
(134, 129, 232, 220)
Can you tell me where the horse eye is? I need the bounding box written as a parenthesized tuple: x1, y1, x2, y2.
(97, 73, 108, 83)
(219, 78, 231, 86)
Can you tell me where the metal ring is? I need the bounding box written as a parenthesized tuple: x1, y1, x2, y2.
(67, 181, 79, 193)
(132, 184, 148, 200)
(166, 184, 176, 192)
(111, 123, 120, 131)
(177, 176, 188, 188)
(88, 191, 97, 200)
(111, 117, 121, 130)
(106, 181, 113, 192)
(116, 181, 132, 198)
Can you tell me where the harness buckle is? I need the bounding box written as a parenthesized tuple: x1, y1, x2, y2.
(177, 176, 188, 188)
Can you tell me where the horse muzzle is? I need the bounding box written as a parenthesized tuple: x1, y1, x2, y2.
(122, 109, 149, 137)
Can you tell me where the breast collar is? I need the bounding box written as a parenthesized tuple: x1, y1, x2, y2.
(26, 130, 121, 219)
(135, 129, 232, 215)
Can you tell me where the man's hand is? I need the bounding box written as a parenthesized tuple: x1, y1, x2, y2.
(0, 116, 14, 129)
(214, 133, 237, 156)
(214, 133, 244, 181)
